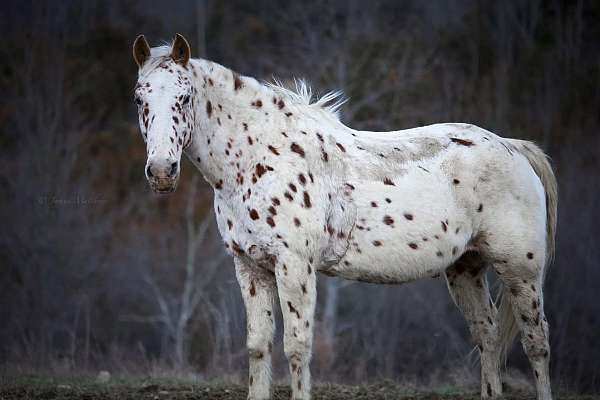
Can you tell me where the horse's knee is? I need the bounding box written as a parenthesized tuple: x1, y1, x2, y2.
(248, 332, 272, 359)
(283, 335, 312, 362)
(248, 345, 270, 360)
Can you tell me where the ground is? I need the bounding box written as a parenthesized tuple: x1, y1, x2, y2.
(0, 377, 598, 400)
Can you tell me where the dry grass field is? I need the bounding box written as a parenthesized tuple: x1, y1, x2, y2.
(1, 377, 598, 400)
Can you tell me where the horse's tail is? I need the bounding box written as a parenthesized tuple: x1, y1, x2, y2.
(497, 139, 558, 363)
(510, 140, 558, 271)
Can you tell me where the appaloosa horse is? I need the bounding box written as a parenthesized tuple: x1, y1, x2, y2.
(132, 34, 557, 400)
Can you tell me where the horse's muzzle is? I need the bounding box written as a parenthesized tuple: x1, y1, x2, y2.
(145, 160, 179, 193)
(147, 176, 178, 194)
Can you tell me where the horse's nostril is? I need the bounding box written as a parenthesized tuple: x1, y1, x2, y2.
(146, 164, 154, 178)
(168, 162, 178, 177)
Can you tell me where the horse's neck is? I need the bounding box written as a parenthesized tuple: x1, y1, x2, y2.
(185, 59, 290, 194)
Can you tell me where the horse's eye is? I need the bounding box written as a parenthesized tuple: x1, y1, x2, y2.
(182, 95, 190, 105)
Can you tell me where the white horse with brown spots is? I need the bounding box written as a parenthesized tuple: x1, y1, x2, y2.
(132, 34, 557, 400)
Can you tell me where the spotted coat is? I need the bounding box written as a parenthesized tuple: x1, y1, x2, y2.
(133, 36, 557, 400)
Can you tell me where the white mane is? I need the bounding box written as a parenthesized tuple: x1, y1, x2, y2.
(266, 78, 347, 120)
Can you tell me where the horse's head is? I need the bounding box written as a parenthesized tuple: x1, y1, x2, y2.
(132, 34, 195, 194)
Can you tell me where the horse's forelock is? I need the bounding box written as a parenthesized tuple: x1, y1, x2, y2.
(138, 44, 176, 76)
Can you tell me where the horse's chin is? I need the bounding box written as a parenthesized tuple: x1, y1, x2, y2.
(148, 178, 178, 194)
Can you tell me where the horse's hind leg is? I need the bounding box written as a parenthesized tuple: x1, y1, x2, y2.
(446, 252, 502, 398)
(494, 254, 552, 400)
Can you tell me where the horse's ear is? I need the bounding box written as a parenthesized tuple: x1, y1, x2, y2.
(133, 35, 151, 68)
(171, 33, 190, 66)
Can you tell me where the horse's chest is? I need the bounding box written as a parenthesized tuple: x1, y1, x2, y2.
(214, 190, 322, 270)
(214, 195, 275, 266)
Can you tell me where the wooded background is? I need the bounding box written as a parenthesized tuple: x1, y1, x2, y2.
(1, 0, 598, 393)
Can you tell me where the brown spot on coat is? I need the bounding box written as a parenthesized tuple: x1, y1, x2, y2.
(290, 142, 305, 157)
(206, 100, 212, 117)
(255, 163, 267, 177)
(249, 281, 256, 297)
(268, 145, 280, 155)
(287, 301, 300, 318)
(373, 240, 382, 247)
(450, 137, 474, 146)
(303, 191, 312, 208)
(266, 216, 275, 227)
(294, 217, 301, 227)
(249, 209, 259, 220)
(233, 73, 244, 91)
(383, 177, 395, 186)
(383, 215, 394, 225)
(327, 225, 335, 235)
(441, 221, 447, 232)
(408, 242, 418, 249)
(527, 252, 534, 259)
(231, 240, 244, 255)
(336, 142, 346, 152)
(404, 213, 413, 220)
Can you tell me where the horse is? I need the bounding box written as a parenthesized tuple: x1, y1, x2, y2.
(131, 34, 557, 400)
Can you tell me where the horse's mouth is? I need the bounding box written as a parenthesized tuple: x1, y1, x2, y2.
(148, 178, 178, 194)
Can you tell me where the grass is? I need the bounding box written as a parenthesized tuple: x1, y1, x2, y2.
(0, 375, 598, 399)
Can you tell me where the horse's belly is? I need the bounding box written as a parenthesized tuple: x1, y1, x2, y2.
(325, 243, 452, 284)
(322, 176, 474, 283)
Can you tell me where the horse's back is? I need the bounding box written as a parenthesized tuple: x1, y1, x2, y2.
(322, 122, 548, 283)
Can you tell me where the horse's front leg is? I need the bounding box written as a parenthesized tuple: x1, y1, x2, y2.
(275, 253, 317, 400)
(235, 257, 277, 400)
